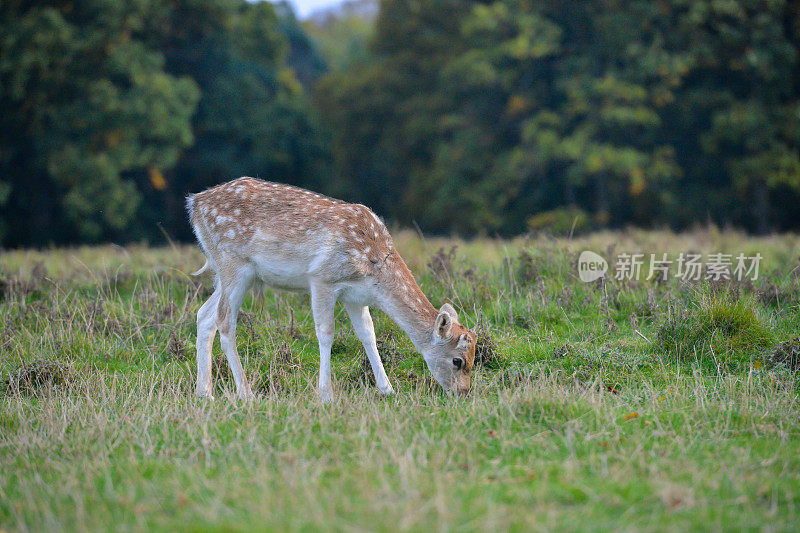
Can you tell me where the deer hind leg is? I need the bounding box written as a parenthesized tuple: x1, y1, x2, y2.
(217, 266, 255, 400)
(344, 303, 394, 395)
(310, 282, 337, 403)
(195, 285, 221, 398)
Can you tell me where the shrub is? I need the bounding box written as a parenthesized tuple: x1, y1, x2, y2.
(527, 206, 592, 237)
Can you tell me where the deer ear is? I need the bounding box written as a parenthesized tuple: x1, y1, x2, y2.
(439, 303, 458, 324)
(434, 310, 454, 340)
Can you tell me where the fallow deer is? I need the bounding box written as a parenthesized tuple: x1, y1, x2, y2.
(187, 177, 476, 401)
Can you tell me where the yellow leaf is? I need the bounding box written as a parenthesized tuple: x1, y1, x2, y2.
(629, 167, 646, 196)
(505, 95, 531, 117)
(148, 166, 167, 191)
(623, 412, 639, 421)
(105, 129, 124, 148)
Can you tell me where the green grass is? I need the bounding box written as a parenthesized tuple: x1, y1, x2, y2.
(656, 295, 776, 371)
(1, 229, 800, 530)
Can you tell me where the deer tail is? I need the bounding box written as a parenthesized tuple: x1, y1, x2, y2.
(191, 258, 210, 276)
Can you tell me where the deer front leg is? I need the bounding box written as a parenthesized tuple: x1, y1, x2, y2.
(310, 283, 337, 403)
(344, 303, 394, 395)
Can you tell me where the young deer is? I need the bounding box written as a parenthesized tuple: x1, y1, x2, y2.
(187, 177, 476, 401)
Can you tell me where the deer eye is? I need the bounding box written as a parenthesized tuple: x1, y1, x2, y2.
(452, 357, 463, 370)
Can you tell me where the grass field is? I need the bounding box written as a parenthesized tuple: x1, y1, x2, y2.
(2, 229, 799, 531)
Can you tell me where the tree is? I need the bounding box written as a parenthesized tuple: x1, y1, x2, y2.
(145, 0, 327, 241)
(318, 0, 800, 234)
(314, 0, 472, 220)
(304, 0, 377, 71)
(0, 0, 199, 244)
(410, 0, 563, 233)
(668, 0, 800, 232)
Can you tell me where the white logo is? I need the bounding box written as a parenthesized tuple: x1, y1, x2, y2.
(578, 251, 608, 282)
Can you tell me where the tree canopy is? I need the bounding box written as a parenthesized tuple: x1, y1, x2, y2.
(316, 0, 800, 235)
(1, 0, 799, 246)
(0, 0, 323, 245)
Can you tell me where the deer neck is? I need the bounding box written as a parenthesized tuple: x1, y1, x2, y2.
(374, 253, 438, 352)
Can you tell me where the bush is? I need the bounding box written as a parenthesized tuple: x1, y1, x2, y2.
(527, 206, 592, 237)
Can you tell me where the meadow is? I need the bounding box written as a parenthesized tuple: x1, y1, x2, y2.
(1, 229, 799, 531)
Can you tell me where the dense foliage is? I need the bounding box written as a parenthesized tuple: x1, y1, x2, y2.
(1, 0, 799, 246)
(317, 0, 800, 235)
(0, 0, 324, 245)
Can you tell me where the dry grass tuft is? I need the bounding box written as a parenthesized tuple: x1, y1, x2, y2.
(553, 343, 573, 359)
(756, 282, 800, 307)
(514, 249, 539, 286)
(166, 327, 189, 361)
(342, 334, 402, 388)
(767, 336, 800, 371)
(253, 341, 301, 394)
(473, 319, 504, 369)
(427, 245, 458, 279)
(2, 360, 72, 395)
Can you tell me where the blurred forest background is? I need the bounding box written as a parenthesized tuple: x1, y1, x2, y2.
(2, 0, 800, 247)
